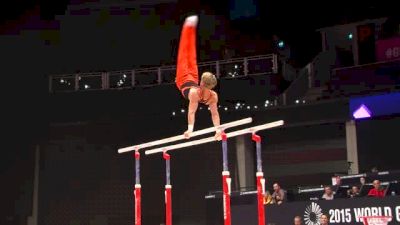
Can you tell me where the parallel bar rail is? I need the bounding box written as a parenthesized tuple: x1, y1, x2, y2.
(118, 117, 252, 154)
(145, 120, 284, 155)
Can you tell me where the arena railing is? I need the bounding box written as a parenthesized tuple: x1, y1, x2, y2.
(48, 54, 278, 93)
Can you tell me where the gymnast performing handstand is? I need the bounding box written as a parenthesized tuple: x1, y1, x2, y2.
(175, 15, 221, 140)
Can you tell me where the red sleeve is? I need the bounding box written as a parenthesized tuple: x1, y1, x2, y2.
(368, 189, 376, 196)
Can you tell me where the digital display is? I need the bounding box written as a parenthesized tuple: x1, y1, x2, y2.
(349, 92, 400, 119)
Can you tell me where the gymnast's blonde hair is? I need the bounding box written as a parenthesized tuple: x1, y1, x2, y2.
(201, 72, 217, 89)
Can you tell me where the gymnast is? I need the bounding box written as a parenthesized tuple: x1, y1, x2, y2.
(175, 15, 221, 140)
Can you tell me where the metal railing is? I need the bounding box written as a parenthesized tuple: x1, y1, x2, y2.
(49, 54, 278, 93)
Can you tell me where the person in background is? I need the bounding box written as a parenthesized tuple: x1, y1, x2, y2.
(360, 176, 366, 186)
(368, 180, 386, 198)
(294, 216, 303, 225)
(271, 182, 286, 205)
(347, 186, 361, 198)
(320, 214, 329, 225)
(322, 186, 335, 200)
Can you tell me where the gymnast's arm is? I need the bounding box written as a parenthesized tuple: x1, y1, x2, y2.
(184, 88, 199, 138)
(208, 94, 221, 140)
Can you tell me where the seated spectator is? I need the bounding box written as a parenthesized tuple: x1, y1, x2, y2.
(332, 179, 348, 198)
(320, 214, 329, 225)
(360, 176, 366, 186)
(368, 180, 386, 198)
(357, 176, 368, 193)
(271, 182, 286, 205)
(263, 190, 273, 205)
(347, 186, 361, 198)
(294, 216, 303, 225)
(321, 186, 335, 200)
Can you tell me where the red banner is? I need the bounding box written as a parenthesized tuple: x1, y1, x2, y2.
(376, 36, 400, 61)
